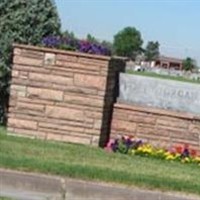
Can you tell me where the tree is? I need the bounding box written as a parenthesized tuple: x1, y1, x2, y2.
(0, 0, 61, 124)
(145, 41, 160, 61)
(113, 27, 143, 59)
(62, 30, 76, 40)
(0, 0, 61, 68)
(86, 34, 99, 44)
(182, 57, 196, 71)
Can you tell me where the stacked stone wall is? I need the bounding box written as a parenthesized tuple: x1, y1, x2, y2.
(7, 44, 125, 146)
(111, 103, 200, 152)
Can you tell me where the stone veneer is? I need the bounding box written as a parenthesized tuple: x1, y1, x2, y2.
(7, 44, 125, 146)
(111, 103, 200, 152)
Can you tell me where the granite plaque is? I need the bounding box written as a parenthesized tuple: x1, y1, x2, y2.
(119, 73, 200, 115)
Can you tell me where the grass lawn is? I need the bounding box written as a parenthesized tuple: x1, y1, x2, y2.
(127, 70, 200, 84)
(0, 127, 200, 196)
(0, 198, 13, 200)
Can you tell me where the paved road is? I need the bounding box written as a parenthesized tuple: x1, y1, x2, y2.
(0, 168, 200, 200)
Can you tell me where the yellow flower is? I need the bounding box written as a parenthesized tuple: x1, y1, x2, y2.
(137, 146, 143, 151)
(184, 157, 190, 163)
(180, 157, 191, 163)
(165, 154, 176, 160)
(157, 149, 165, 154)
(131, 149, 136, 155)
(193, 156, 200, 163)
(164, 152, 171, 157)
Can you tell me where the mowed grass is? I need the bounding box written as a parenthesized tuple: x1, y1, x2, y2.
(127, 70, 200, 84)
(0, 127, 200, 196)
(0, 197, 13, 200)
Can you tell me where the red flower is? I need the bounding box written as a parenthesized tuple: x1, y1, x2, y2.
(190, 149, 197, 157)
(175, 145, 183, 154)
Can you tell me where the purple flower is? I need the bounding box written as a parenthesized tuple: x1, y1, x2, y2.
(42, 36, 110, 56)
(181, 148, 190, 158)
(42, 36, 60, 47)
(125, 138, 133, 147)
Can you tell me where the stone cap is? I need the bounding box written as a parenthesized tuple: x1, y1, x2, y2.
(12, 43, 112, 61)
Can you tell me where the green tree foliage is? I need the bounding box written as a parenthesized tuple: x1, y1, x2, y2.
(182, 57, 196, 71)
(60, 30, 77, 51)
(0, 0, 61, 124)
(62, 30, 76, 39)
(0, 0, 61, 70)
(113, 27, 143, 59)
(145, 41, 160, 61)
(86, 34, 99, 43)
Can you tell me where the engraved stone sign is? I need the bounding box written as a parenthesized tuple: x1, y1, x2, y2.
(119, 73, 200, 115)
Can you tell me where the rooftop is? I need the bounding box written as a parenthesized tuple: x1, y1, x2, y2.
(156, 55, 183, 63)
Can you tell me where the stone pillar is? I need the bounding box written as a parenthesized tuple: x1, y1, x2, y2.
(7, 44, 125, 146)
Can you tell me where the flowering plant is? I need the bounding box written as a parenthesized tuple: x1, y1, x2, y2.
(42, 36, 111, 56)
(105, 135, 200, 166)
(105, 135, 142, 154)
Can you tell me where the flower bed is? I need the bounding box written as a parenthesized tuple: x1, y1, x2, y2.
(105, 135, 200, 166)
(42, 36, 111, 56)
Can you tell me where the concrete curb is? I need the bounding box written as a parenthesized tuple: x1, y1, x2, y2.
(0, 168, 200, 200)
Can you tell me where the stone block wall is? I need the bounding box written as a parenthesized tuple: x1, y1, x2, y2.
(7, 44, 125, 146)
(111, 103, 200, 152)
